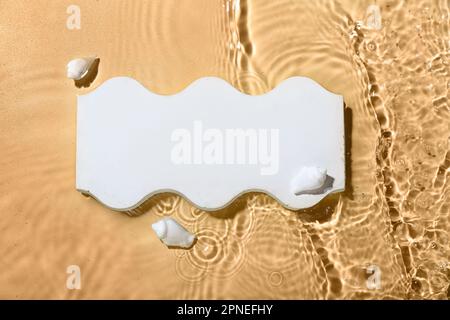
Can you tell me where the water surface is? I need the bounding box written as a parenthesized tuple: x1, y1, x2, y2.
(0, 0, 448, 299)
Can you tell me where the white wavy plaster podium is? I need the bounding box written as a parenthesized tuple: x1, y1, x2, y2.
(76, 77, 345, 211)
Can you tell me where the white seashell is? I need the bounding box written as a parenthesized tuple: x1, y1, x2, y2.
(66, 57, 96, 80)
(151, 217, 195, 248)
(291, 166, 327, 195)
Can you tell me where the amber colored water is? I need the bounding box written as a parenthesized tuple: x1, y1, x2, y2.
(0, 0, 449, 299)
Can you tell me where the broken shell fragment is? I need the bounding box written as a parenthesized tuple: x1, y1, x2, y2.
(151, 217, 195, 248)
(66, 57, 97, 80)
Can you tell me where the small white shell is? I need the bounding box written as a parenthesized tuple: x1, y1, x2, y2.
(66, 57, 96, 80)
(291, 166, 327, 195)
(151, 217, 195, 248)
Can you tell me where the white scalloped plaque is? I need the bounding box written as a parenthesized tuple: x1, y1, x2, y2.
(76, 77, 345, 211)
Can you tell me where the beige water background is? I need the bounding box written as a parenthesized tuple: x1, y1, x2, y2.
(0, 0, 449, 299)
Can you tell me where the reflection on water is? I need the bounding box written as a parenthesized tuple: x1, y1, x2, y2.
(0, 0, 448, 299)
